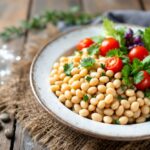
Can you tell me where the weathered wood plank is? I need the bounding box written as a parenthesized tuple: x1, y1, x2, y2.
(142, 0, 150, 10)
(82, 0, 142, 14)
(0, 0, 30, 150)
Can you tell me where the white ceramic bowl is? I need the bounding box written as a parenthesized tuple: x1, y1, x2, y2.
(30, 25, 150, 141)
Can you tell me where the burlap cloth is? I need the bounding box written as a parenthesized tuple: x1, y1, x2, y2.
(1, 24, 150, 150)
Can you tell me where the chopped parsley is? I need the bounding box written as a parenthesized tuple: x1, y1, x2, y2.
(101, 72, 106, 76)
(144, 89, 150, 98)
(85, 76, 92, 82)
(100, 63, 105, 69)
(91, 36, 104, 43)
(87, 44, 99, 55)
(106, 49, 123, 57)
(113, 119, 120, 124)
(117, 95, 124, 101)
(133, 71, 144, 84)
(83, 95, 89, 102)
(63, 63, 74, 76)
(80, 57, 95, 68)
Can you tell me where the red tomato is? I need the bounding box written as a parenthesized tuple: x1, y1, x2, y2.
(135, 71, 150, 90)
(100, 37, 120, 56)
(105, 57, 123, 73)
(128, 46, 149, 62)
(76, 38, 94, 51)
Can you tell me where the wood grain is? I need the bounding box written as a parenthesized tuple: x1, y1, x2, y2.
(82, 0, 142, 14)
(142, 0, 150, 10)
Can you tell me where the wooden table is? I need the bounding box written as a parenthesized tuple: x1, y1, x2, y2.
(0, 0, 149, 149)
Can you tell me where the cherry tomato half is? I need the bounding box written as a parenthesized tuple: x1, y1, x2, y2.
(135, 71, 150, 90)
(128, 46, 149, 62)
(76, 38, 94, 51)
(100, 37, 120, 56)
(105, 57, 123, 73)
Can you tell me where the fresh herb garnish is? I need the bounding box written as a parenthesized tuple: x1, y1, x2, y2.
(143, 27, 150, 51)
(113, 119, 120, 124)
(91, 36, 104, 43)
(83, 95, 89, 102)
(81, 57, 95, 68)
(106, 49, 123, 57)
(86, 76, 92, 82)
(101, 72, 106, 76)
(121, 56, 130, 65)
(144, 89, 150, 98)
(63, 63, 74, 76)
(100, 63, 105, 69)
(133, 71, 144, 84)
(131, 58, 143, 74)
(142, 55, 150, 73)
(117, 95, 124, 101)
(121, 65, 131, 86)
(87, 44, 99, 55)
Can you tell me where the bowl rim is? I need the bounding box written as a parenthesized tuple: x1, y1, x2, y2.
(30, 24, 150, 141)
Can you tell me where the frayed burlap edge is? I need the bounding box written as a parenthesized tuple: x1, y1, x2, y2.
(1, 24, 150, 150)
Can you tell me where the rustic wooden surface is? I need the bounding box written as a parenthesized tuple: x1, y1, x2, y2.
(0, 0, 149, 149)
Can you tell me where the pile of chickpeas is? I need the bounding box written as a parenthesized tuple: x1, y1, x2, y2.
(49, 48, 150, 125)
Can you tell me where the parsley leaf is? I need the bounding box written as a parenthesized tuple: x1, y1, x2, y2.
(91, 36, 104, 43)
(100, 63, 105, 69)
(142, 55, 150, 69)
(113, 119, 120, 124)
(131, 58, 143, 74)
(121, 56, 130, 65)
(83, 95, 89, 102)
(101, 72, 106, 76)
(63, 63, 74, 76)
(144, 89, 150, 98)
(106, 49, 123, 57)
(87, 44, 99, 55)
(117, 95, 124, 101)
(121, 65, 131, 85)
(143, 27, 150, 51)
(133, 71, 144, 84)
(81, 57, 95, 68)
(86, 76, 92, 82)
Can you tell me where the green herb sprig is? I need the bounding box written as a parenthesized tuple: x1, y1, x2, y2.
(0, 7, 95, 41)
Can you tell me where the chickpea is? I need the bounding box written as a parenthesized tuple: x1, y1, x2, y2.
(81, 83, 89, 91)
(88, 104, 96, 111)
(71, 96, 80, 104)
(80, 78, 85, 84)
(59, 73, 66, 80)
(65, 100, 72, 108)
(59, 95, 66, 103)
(90, 98, 99, 105)
(74, 104, 81, 113)
(73, 56, 81, 62)
(50, 69, 57, 76)
(90, 72, 100, 78)
(113, 79, 121, 88)
(97, 68, 105, 74)
(126, 89, 135, 97)
(111, 101, 119, 110)
(106, 70, 114, 77)
(75, 89, 83, 98)
(96, 94, 105, 101)
(100, 76, 109, 83)
(121, 100, 130, 109)
(63, 76, 71, 83)
(103, 116, 113, 124)
(61, 84, 70, 92)
(98, 100, 105, 109)
(55, 81, 63, 86)
(114, 72, 122, 79)
(71, 67, 79, 75)
(106, 82, 114, 88)
(91, 113, 102, 122)
(128, 117, 135, 124)
(79, 109, 89, 117)
(56, 91, 62, 97)
(98, 85, 106, 93)
(53, 62, 59, 69)
(96, 108, 104, 115)
(106, 88, 117, 96)
(124, 110, 134, 118)
(80, 69, 88, 77)
(51, 85, 60, 92)
(58, 66, 64, 74)
(137, 98, 144, 107)
(104, 109, 114, 116)
(119, 116, 128, 125)
(128, 96, 136, 103)
(60, 57, 68, 62)
(89, 78, 99, 86)
(80, 101, 88, 109)
(64, 90, 72, 99)
(144, 98, 150, 106)
(136, 116, 146, 123)
(136, 91, 144, 98)
(104, 94, 114, 104)
(68, 78, 74, 84)
(141, 105, 150, 115)
(71, 81, 81, 89)
(131, 102, 139, 112)
(117, 88, 124, 95)
(72, 74, 81, 80)
(49, 77, 55, 84)
(133, 109, 141, 119)
(116, 105, 124, 116)
(87, 87, 97, 95)
(71, 89, 76, 95)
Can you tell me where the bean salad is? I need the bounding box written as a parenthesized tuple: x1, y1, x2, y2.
(49, 19, 150, 125)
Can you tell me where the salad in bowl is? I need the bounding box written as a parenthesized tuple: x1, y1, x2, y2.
(49, 19, 150, 125)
